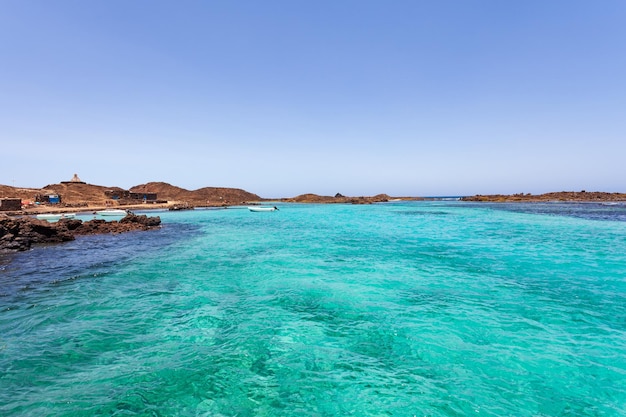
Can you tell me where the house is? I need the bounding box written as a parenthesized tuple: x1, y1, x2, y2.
(0, 198, 22, 211)
(129, 192, 158, 202)
(35, 194, 62, 204)
(104, 190, 130, 200)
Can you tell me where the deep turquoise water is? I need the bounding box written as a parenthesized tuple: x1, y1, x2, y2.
(1, 202, 625, 416)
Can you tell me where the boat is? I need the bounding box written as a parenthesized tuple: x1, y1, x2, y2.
(96, 209, 128, 216)
(36, 214, 62, 221)
(36, 213, 76, 221)
(248, 206, 279, 212)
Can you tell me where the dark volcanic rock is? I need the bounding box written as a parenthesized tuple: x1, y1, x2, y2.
(73, 214, 161, 235)
(0, 213, 161, 252)
(120, 213, 162, 227)
(0, 215, 74, 252)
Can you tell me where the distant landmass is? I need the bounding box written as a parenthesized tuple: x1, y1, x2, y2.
(279, 193, 416, 204)
(2, 182, 626, 213)
(0, 180, 421, 209)
(461, 191, 626, 202)
(0, 182, 261, 209)
(129, 182, 261, 205)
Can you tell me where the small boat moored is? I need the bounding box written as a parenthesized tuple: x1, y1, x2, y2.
(96, 209, 129, 216)
(36, 213, 76, 221)
(248, 206, 279, 212)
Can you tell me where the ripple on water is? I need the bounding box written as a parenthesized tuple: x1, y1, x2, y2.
(1, 204, 626, 416)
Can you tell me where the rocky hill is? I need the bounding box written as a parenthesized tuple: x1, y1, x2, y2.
(0, 182, 261, 208)
(0, 185, 45, 200)
(129, 182, 261, 205)
(43, 183, 127, 205)
(281, 193, 394, 204)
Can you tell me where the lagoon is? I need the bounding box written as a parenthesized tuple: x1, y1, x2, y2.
(1, 201, 625, 416)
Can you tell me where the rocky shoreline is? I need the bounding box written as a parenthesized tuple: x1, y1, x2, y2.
(0, 213, 161, 253)
(461, 191, 626, 202)
(279, 193, 419, 204)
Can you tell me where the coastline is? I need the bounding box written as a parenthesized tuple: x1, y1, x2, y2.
(461, 191, 626, 203)
(4, 194, 626, 218)
(0, 212, 162, 253)
(3, 182, 626, 219)
(8, 202, 173, 217)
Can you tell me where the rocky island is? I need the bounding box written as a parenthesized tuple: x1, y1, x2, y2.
(461, 191, 626, 202)
(280, 193, 405, 204)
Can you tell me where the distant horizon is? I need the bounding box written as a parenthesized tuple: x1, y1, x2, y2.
(2, 178, 624, 200)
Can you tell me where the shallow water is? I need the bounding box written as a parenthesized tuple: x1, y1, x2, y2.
(1, 202, 625, 416)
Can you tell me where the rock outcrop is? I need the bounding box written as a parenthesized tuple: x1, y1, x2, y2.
(282, 193, 393, 204)
(0, 213, 161, 252)
(129, 182, 261, 206)
(0, 214, 74, 252)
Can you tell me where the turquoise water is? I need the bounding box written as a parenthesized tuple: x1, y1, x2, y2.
(1, 202, 626, 416)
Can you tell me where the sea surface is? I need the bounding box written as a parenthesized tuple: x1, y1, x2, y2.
(1, 202, 625, 416)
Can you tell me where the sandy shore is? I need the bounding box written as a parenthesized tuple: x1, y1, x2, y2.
(6, 203, 173, 217)
(2, 200, 240, 217)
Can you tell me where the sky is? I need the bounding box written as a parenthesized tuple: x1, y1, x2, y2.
(1, 1, 625, 198)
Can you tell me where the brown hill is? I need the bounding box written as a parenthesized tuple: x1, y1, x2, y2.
(129, 182, 189, 201)
(0, 181, 261, 210)
(0, 185, 45, 200)
(42, 183, 126, 205)
(282, 193, 392, 204)
(0, 183, 126, 205)
(129, 182, 261, 205)
(1, 183, 120, 206)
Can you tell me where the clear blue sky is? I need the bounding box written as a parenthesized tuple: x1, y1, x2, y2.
(1, 1, 625, 197)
